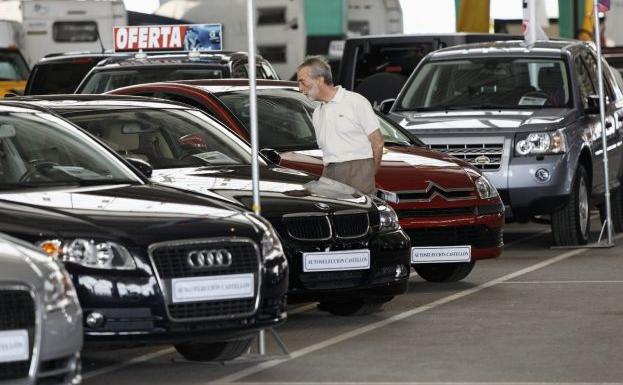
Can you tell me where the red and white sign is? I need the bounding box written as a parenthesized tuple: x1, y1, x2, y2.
(113, 25, 187, 52)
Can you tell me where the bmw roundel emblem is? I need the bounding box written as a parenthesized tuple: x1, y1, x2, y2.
(314, 202, 330, 211)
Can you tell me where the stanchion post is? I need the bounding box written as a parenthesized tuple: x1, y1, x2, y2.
(245, 0, 267, 354)
(593, 0, 614, 245)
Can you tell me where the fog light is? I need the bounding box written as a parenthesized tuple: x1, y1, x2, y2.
(535, 168, 551, 182)
(395, 264, 409, 278)
(85, 312, 105, 329)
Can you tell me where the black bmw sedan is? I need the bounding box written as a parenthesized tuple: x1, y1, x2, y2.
(0, 101, 288, 361)
(19, 95, 412, 316)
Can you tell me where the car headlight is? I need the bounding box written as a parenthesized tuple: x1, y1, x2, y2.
(475, 176, 499, 199)
(243, 212, 286, 262)
(44, 268, 77, 312)
(37, 239, 136, 270)
(378, 203, 400, 232)
(515, 130, 566, 156)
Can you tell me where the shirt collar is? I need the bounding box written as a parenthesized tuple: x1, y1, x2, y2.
(323, 86, 344, 105)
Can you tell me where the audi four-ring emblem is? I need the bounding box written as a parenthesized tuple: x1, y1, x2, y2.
(187, 249, 233, 268)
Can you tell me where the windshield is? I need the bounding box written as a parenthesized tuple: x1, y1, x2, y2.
(0, 109, 140, 189)
(0, 51, 29, 81)
(61, 108, 258, 169)
(398, 58, 572, 110)
(78, 67, 226, 93)
(218, 88, 415, 150)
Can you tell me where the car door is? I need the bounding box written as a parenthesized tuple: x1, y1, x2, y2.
(574, 53, 604, 191)
(584, 50, 623, 191)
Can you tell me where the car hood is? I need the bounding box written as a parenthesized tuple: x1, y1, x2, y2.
(0, 238, 62, 290)
(390, 108, 575, 135)
(281, 147, 477, 192)
(151, 165, 374, 220)
(0, 183, 259, 247)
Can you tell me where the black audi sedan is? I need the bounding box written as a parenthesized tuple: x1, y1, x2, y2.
(0, 101, 288, 362)
(18, 95, 412, 316)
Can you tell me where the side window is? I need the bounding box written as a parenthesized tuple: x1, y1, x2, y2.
(574, 55, 596, 109)
(584, 52, 615, 102)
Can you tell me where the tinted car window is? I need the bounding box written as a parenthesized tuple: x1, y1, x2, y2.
(398, 58, 572, 110)
(0, 51, 29, 81)
(62, 108, 257, 169)
(79, 67, 226, 93)
(575, 55, 596, 109)
(218, 89, 318, 150)
(0, 109, 139, 188)
(27, 61, 97, 94)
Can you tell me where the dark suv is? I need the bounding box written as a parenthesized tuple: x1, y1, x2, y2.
(0, 101, 288, 362)
(337, 33, 520, 107)
(75, 51, 279, 94)
(24, 52, 124, 95)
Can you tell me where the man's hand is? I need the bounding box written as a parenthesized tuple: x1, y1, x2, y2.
(368, 129, 384, 173)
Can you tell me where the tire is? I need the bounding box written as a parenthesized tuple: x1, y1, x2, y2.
(413, 262, 475, 282)
(598, 186, 623, 233)
(318, 296, 394, 316)
(174, 337, 254, 362)
(551, 166, 591, 246)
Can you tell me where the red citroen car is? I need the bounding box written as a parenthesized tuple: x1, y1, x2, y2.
(108, 79, 505, 282)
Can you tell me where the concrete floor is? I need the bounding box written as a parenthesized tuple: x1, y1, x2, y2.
(80, 218, 623, 385)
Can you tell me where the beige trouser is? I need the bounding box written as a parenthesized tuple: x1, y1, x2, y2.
(322, 158, 376, 195)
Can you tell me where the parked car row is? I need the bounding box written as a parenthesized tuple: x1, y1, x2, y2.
(6, 34, 622, 384)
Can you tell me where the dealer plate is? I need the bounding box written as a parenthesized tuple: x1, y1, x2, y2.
(0, 330, 29, 363)
(171, 273, 254, 303)
(303, 249, 370, 272)
(411, 246, 471, 263)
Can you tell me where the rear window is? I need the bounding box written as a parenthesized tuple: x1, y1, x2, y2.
(78, 67, 227, 93)
(52, 21, 98, 42)
(26, 61, 97, 95)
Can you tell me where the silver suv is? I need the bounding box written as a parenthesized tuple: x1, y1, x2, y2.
(0, 234, 82, 385)
(387, 40, 623, 246)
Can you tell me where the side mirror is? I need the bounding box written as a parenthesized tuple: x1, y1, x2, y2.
(378, 98, 396, 115)
(586, 94, 610, 115)
(259, 148, 281, 165)
(585, 95, 600, 115)
(126, 157, 153, 178)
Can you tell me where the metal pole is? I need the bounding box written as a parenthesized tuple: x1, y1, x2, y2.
(529, 0, 537, 44)
(246, 0, 266, 354)
(593, 0, 614, 245)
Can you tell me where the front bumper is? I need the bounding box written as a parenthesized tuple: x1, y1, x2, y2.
(285, 229, 411, 302)
(70, 255, 288, 346)
(397, 201, 505, 262)
(498, 153, 572, 221)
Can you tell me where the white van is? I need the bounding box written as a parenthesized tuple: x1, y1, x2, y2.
(0, 0, 127, 66)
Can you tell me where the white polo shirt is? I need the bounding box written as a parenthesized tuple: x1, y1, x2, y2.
(312, 86, 380, 165)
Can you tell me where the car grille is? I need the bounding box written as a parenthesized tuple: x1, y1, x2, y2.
(406, 226, 503, 248)
(429, 143, 504, 170)
(168, 299, 256, 320)
(397, 207, 476, 218)
(298, 270, 366, 290)
(283, 211, 370, 241)
(0, 289, 35, 381)
(333, 210, 370, 238)
(149, 239, 259, 321)
(283, 214, 331, 241)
